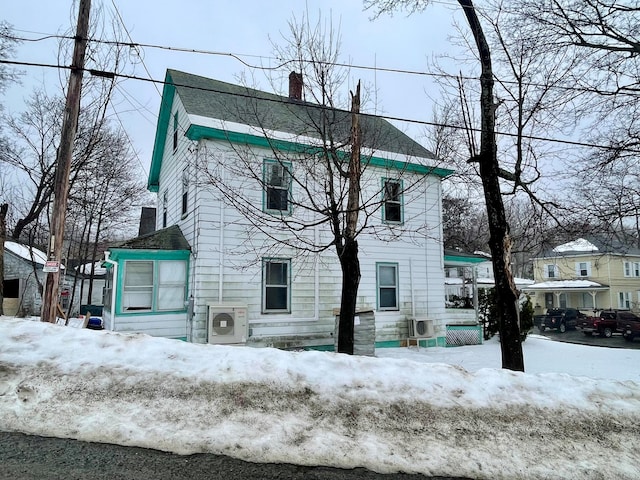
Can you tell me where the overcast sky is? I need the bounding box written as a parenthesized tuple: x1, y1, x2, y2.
(2, 1, 466, 179)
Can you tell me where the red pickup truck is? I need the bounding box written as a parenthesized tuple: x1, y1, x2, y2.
(577, 310, 640, 338)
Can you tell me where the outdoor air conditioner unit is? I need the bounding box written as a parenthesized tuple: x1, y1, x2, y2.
(409, 317, 435, 338)
(207, 305, 248, 345)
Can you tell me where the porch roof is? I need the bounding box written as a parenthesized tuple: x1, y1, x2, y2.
(523, 280, 609, 292)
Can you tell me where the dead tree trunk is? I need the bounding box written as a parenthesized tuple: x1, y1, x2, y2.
(337, 82, 362, 355)
(459, 0, 524, 371)
(0, 203, 8, 316)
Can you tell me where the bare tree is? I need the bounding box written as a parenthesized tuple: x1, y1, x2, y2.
(366, 0, 525, 370)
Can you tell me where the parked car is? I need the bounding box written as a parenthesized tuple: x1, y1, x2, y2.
(538, 308, 585, 333)
(576, 312, 619, 338)
(617, 311, 640, 342)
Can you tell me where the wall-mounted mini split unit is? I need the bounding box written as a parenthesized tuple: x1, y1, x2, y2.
(409, 317, 435, 338)
(207, 305, 248, 345)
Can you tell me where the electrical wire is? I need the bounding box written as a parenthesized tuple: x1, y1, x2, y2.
(1, 58, 639, 155)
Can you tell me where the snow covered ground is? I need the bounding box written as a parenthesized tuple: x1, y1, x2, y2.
(1, 316, 639, 480)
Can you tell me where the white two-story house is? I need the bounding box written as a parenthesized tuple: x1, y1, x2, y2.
(102, 69, 454, 350)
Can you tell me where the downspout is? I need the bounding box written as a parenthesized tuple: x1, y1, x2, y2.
(218, 166, 225, 303)
(410, 259, 415, 318)
(473, 266, 479, 324)
(103, 251, 117, 332)
(188, 141, 201, 342)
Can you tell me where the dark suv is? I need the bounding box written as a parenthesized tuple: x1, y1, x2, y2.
(539, 308, 585, 333)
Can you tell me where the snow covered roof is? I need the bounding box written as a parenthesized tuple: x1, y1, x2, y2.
(524, 280, 608, 291)
(75, 261, 107, 276)
(552, 238, 599, 253)
(4, 241, 48, 265)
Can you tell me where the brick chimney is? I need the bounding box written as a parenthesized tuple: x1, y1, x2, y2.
(289, 71, 303, 100)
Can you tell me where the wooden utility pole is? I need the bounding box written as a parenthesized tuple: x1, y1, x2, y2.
(41, 0, 91, 323)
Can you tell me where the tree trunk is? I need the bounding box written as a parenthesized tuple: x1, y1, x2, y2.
(458, 0, 524, 371)
(336, 81, 363, 355)
(337, 240, 360, 354)
(0, 203, 8, 316)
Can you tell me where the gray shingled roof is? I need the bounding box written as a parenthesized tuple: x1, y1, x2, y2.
(168, 69, 436, 159)
(114, 225, 190, 251)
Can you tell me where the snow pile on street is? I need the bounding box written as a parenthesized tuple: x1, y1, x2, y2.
(1, 317, 639, 480)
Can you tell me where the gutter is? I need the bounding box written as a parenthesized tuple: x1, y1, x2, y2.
(103, 251, 118, 332)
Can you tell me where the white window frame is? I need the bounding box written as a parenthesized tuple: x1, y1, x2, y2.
(122, 261, 154, 312)
(623, 261, 640, 277)
(619, 291, 631, 309)
(544, 264, 558, 279)
(377, 262, 399, 311)
(575, 261, 591, 277)
(262, 258, 291, 313)
(263, 160, 292, 214)
(157, 260, 187, 311)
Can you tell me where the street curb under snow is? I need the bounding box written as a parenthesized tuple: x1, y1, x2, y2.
(1, 318, 639, 480)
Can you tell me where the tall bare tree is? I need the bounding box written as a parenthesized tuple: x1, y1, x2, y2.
(367, 0, 526, 370)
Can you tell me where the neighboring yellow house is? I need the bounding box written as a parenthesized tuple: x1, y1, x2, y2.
(525, 238, 640, 315)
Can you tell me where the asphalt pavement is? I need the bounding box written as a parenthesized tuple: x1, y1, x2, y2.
(0, 432, 472, 480)
(534, 326, 640, 349)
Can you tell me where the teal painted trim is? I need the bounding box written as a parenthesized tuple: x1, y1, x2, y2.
(374, 340, 402, 349)
(444, 254, 488, 265)
(437, 336, 447, 347)
(108, 248, 190, 262)
(186, 124, 455, 178)
(446, 324, 482, 330)
(148, 72, 177, 192)
(113, 255, 190, 315)
(304, 344, 334, 352)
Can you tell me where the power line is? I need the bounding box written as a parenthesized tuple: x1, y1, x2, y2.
(1, 58, 639, 155)
(5, 30, 638, 97)
(109, 0, 161, 98)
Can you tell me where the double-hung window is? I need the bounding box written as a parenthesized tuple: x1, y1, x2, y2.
(263, 258, 291, 313)
(377, 262, 399, 311)
(264, 160, 291, 213)
(619, 291, 631, 309)
(576, 261, 590, 277)
(545, 264, 558, 279)
(382, 179, 403, 223)
(623, 261, 640, 277)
